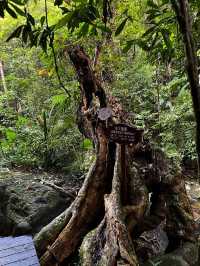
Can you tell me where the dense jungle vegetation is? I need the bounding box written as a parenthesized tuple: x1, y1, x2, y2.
(0, 0, 198, 172)
(1, 1, 200, 265)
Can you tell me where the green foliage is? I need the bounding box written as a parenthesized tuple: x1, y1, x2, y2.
(0, 35, 83, 169)
(81, 139, 93, 150)
(115, 18, 128, 36)
(0, 0, 198, 172)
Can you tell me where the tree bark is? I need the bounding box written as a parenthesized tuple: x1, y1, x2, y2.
(0, 60, 7, 92)
(171, 0, 200, 177)
(39, 132, 115, 265)
(35, 47, 116, 265)
(80, 145, 148, 266)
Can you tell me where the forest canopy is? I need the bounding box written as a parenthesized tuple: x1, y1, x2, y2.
(0, 0, 198, 170)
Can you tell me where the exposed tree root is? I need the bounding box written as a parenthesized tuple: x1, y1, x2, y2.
(37, 131, 115, 265)
(95, 147, 139, 266)
(80, 145, 148, 266)
(42, 181, 76, 199)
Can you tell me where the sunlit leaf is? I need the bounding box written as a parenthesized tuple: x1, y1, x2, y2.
(6, 129, 16, 142)
(9, 3, 25, 16)
(81, 139, 93, 150)
(51, 94, 68, 105)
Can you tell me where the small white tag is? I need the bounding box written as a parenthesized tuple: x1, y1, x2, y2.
(98, 107, 112, 121)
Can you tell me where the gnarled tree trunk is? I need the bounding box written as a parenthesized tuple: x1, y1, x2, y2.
(34, 46, 197, 266)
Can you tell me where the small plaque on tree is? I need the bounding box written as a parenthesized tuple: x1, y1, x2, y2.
(98, 107, 112, 121)
(109, 124, 143, 144)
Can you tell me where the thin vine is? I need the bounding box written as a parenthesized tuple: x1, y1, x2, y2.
(44, 0, 71, 97)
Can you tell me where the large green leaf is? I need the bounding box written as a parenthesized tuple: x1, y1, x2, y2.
(142, 26, 157, 38)
(115, 17, 128, 36)
(38, 29, 49, 52)
(6, 5, 17, 18)
(27, 13, 35, 26)
(9, 3, 25, 16)
(40, 16, 45, 26)
(9, 0, 25, 6)
(6, 25, 24, 41)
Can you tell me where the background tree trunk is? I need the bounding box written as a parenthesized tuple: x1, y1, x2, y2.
(171, 0, 200, 178)
(0, 60, 7, 92)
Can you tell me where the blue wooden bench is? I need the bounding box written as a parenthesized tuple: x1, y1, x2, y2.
(0, 235, 40, 266)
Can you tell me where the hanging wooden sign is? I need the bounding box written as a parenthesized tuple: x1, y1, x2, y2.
(109, 124, 143, 144)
